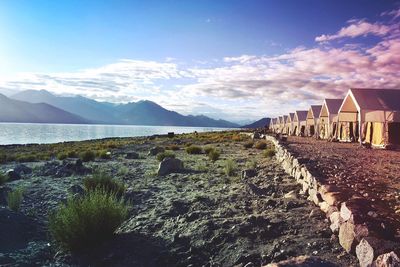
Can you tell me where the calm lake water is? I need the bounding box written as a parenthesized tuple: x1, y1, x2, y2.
(0, 123, 237, 145)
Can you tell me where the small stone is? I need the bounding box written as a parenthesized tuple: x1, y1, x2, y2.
(339, 222, 369, 253)
(284, 190, 297, 199)
(241, 169, 257, 179)
(126, 151, 139, 159)
(148, 146, 165, 156)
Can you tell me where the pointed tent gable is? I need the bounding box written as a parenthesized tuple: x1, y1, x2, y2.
(283, 115, 288, 124)
(294, 110, 308, 122)
(320, 99, 344, 119)
(288, 113, 295, 122)
(308, 105, 322, 119)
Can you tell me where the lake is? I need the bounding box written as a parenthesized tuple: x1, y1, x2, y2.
(0, 123, 237, 145)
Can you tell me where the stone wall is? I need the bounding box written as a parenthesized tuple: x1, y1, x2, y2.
(266, 135, 400, 267)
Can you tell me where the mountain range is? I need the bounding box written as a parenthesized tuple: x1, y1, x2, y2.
(4, 90, 244, 127)
(241, 117, 271, 129)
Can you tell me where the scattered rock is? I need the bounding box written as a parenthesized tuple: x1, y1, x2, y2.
(157, 158, 183, 176)
(329, 211, 344, 233)
(284, 190, 297, 199)
(126, 151, 139, 159)
(356, 237, 400, 267)
(374, 251, 400, 267)
(14, 164, 32, 175)
(68, 184, 85, 197)
(242, 169, 257, 179)
(263, 255, 336, 266)
(148, 146, 165, 156)
(338, 221, 369, 253)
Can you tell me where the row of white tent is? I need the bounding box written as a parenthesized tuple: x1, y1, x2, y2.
(269, 88, 400, 148)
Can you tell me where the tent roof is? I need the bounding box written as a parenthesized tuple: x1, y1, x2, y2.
(278, 116, 283, 124)
(288, 113, 295, 122)
(325, 99, 343, 115)
(350, 88, 400, 111)
(283, 115, 288, 123)
(310, 105, 322, 118)
(295, 110, 308, 121)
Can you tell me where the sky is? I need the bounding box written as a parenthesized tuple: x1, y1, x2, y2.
(0, 0, 399, 123)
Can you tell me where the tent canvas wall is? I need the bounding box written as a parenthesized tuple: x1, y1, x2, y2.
(306, 105, 322, 137)
(319, 99, 343, 139)
(277, 116, 283, 133)
(270, 118, 278, 133)
(293, 110, 308, 136)
(282, 115, 289, 134)
(337, 88, 400, 147)
(287, 113, 295, 135)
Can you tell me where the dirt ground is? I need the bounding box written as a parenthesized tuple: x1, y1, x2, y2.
(282, 135, 400, 234)
(0, 132, 358, 266)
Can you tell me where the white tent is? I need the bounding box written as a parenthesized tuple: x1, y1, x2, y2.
(318, 99, 343, 139)
(293, 110, 308, 136)
(287, 113, 295, 135)
(282, 115, 289, 134)
(337, 88, 400, 147)
(306, 105, 322, 137)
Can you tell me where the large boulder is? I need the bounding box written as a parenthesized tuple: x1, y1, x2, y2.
(374, 251, 400, 267)
(241, 169, 257, 179)
(149, 146, 165, 156)
(6, 169, 21, 182)
(356, 237, 399, 267)
(157, 158, 183, 176)
(339, 221, 369, 253)
(13, 164, 32, 176)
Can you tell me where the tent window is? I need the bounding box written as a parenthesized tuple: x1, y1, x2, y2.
(388, 123, 400, 145)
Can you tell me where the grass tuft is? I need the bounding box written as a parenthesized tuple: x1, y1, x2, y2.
(49, 189, 129, 251)
(7, 187, 24, 212)
(83, 172, 126, 196)
(208, 149, 220, 162)
(263, 148, 276, 158)
(80, 150, 96, 162)
(254, 141, 267, 150)
(185, 145, 202, 154)
(0, 172, 9, 186)
(243, 141, 254, 149)
(156, 151, 176, 162)
(223, 159, 237, 176)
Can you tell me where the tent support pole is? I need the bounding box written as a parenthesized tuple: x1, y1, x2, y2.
(358, 111, 362, 146)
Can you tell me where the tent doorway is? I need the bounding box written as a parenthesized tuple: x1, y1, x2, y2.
(300, 126, 305, 136)
(388, 123, 400, 145)
(309, 125, 315, 136)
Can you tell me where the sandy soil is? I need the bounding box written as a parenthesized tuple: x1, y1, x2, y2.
(282, 136, 400, 233)
(0, 133, 358, 266)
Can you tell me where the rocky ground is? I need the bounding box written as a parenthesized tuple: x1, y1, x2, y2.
(0, 132, 358, 266)
(282, 136, 400, 234)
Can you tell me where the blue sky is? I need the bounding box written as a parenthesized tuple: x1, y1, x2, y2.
(1, 0, 399, 122)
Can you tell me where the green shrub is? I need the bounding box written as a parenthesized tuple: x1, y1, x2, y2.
(254, 141, 267, 150)
(208, 150, 220, 162)
(165, 145, 180, 151)
(264, 148, 276, 158)
(0, 172, 8, 185)
(98, 150, 111, 159)
(246, 160, 257, 169)
(185, 145, 202, 154)
(243, 141, 254, 149)
(156, 151, 175, 162)
(203, 146, 215, 154)
(57, 152, 68, 160)
(7, 187, 24, 211)
(223, 159, 237, 176)
(49, 189, 129, 251)
(0, 153, 7, 164)
(83, 172, 126, 196)
(16, 154, 37, 163)
(80, 150, 96, 162)
(67, 151, 78, 158)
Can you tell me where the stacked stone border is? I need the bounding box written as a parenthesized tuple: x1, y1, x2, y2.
(266, 135, 400, 267)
